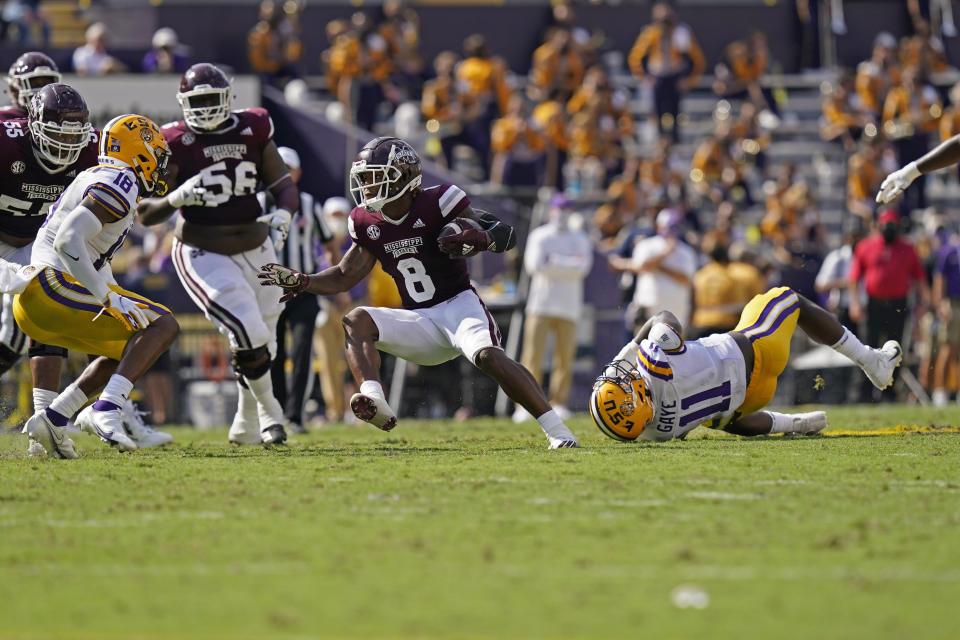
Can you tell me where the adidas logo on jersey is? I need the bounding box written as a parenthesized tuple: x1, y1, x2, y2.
(413, 219, 425, 228)
(240, 127, 253, 136)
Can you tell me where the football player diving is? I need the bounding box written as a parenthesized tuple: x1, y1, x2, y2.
(590, 287, 902, 442)
(259, 136, 579, 449)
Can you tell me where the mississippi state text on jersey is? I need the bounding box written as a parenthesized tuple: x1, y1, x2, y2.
(348, 183, 471, 310)
(162, 108, 274, 226)
(0, 118, 97, 239)
(633, 333, 748, 442)
(32, 160, 140, 275)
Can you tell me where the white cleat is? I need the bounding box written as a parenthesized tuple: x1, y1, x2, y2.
(350, 393, 398, 431)
(788, 411, 828, 435)
(24, 411, 79, 459)
(76, 405, 138, 452)
(863, 340, 903, 390)
(546, 424, 580, 449)
(121, 400, 173, 447)
(228, 387, 261, 445)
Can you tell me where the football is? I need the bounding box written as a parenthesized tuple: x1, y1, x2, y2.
(439, 217, 484, 258)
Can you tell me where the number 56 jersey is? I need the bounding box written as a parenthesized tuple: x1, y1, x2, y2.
(634, 333, 748, 442)
(31, 159, 140, 278)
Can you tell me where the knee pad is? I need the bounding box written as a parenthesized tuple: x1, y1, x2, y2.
(232, 345, 272, 380)
(0, 343, 21, 376)
(28, 341, 68, 358)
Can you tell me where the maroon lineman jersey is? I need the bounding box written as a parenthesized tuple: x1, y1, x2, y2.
(0, 119, 98, 239)
(0, 104, 27, 120)
(349, 183, 472, 310)
(162, 108, 275, 226)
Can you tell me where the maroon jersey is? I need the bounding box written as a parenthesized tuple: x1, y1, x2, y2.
(163, 108, 275, 226)
(0, 119, 98, 239)
(349, 183, 472, 310)
(0, 104, 27, 120)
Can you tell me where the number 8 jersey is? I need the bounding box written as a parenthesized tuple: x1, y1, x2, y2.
(631, 333, 748, 442)
(31, 159, 139, 277)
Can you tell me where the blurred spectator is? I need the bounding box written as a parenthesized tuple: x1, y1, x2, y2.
(628, 2, 705, 142)
(882, 65, 942, 213)
(795, 0, 820, 70)
(313, 197, 352, 423)
(713, 30, 778, 115)
(731, 100, 772, 176)
(815, 224, 866, 328)
(821, 70, 873, 152)
(691, 118, 751, 206)
(849, 210, 929, 399)
(72, 22, 126, 76)
(377, 0, 419, 60)
(609, 207, 698, 331)
(939, 81, 960, 142)
(454, 33, 512, 178)
(931, 228, 960, 406)
(248, 0, 303, 87)
(264, 148, 336, 434)
(531, 87, 569, 188)
(856, 32, 900, 119)
(565, 66, 633, 181)
(530, 27, 584, 99)
(728, 242, 767, 302)
(2, 0, 48, 45)
(900, 18, 949, 76)
(846, 135, 885, 220)
(515, 194, 592, 422)
(142, 27, 189, 74)
(421, 51, 462, 170)
(692, 234, 740, 337)
(490, 95, 546, 187)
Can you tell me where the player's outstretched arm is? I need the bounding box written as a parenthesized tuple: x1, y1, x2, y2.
(633, 310, 683, 344)
(259, 243, 376, 301)
(137, 164, 210, 226)
(877, 135, 960, 204)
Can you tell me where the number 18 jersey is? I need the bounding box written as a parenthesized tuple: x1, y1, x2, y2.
(32, 159, 140, 279)
(633, 333, 748, 442)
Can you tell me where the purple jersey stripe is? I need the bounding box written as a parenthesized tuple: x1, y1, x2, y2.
(637, 359, 673, 381)
(737, 290, 795, 335)
(679, 398, 732, 427)
(680, 380, 731, 410)
(638, 344, 670, 369)
(39, 270, 102, 313)
(51, 271, 167, 316)
(84, 185, 128, 219)
(748, 302, 800, 343)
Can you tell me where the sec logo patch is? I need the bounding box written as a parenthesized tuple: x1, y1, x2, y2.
(10, 161, 24, 174)
(367, 226, 380, 240)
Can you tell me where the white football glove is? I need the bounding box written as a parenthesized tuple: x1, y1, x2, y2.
(167, 174, 208, 209)
(876, 162, 921, 204)
(256, 209, 292, 251)
(648, 321, 684, 352)
(94, 291, 151, 332)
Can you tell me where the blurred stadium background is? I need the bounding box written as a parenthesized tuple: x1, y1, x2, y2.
(0, 0, 954, 427)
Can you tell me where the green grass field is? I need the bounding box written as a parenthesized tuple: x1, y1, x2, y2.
(1, 405, 959, 640)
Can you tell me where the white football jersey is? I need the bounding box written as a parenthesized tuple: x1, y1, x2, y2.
(630, 333, 748, 442)
(32, 159, 139, 279)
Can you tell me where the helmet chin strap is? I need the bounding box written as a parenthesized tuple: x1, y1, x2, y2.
(30, 143, 69, 175)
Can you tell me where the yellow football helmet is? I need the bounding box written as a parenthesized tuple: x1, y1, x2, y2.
(589, 360, 655, 441)
(99, 114, 171, 195)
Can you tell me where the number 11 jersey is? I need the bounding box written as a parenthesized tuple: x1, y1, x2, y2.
(632, 333, 748, 441)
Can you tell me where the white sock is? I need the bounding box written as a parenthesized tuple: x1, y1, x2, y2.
(32, 388, 58, 413)
(245, 371, 286, 431)
(99, 375, 133, 408)
(360, 379, 386, 401)
(536, 409, 574, 440)
(49, 383, 87, 421)
(830, 327, 873, 367)
(236, 382, 257, 421)
(765, 411, 798, 434)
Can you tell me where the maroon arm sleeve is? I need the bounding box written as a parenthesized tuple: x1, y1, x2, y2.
(267, 174, 299, 214)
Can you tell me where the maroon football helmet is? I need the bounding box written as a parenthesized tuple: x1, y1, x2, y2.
(176, 63, 233, 130)
(27, 83, 91, 170)
(349, 137, 423, 212)
(7, 52, 60, 109)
